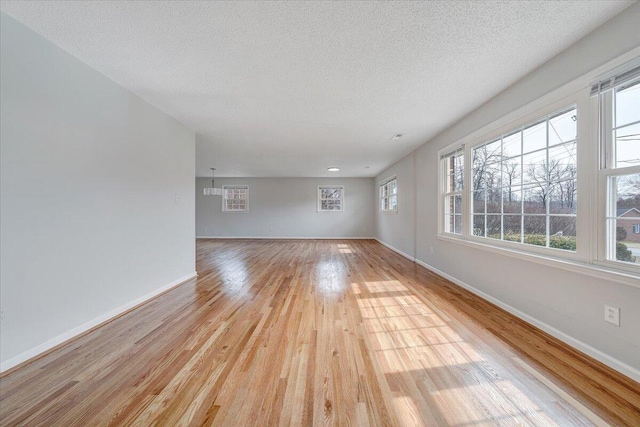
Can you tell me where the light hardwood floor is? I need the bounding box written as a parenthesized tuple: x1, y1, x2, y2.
(0, 239, 639, 426)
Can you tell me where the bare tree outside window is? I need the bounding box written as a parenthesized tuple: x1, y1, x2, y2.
(471, 106, 577, 250)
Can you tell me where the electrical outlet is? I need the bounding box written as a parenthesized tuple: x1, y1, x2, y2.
(604, 305, 620, 326)
(0, 307, 5, 323)
(430, 246, 434, 254)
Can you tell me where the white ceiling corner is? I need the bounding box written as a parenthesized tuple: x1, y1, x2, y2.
(0, 1, 634, 177)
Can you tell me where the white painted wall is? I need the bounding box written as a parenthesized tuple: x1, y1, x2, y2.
(196, 178, 375, 238)
(376, 5, 640, 379)
(0, 14, 196, 370)
(375, 153, 415, 258)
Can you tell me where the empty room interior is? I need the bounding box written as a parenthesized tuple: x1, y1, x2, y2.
(1, 1, 640, 426)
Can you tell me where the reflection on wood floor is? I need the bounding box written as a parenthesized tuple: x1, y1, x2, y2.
(1, 239, 639, 426)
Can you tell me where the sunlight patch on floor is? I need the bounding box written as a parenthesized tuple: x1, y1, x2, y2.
(364, 280, 406, 293)
(337, 243, 354, 254)
(356, 279, 557, 426)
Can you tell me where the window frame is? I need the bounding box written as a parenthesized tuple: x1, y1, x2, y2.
(438, 91, 589, 264)
(222, 185, 249, 213)
(593, 77, 640, 274)
(434, 52, 640, 287)
(440, 147, 465, 235)
(379, 175, 398, 213)
(317, 185, 344, 212)
(470, 105, 579, 252)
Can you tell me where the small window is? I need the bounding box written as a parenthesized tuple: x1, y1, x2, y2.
(441, 146, 464, 234)
(318, 185, 344, 212)
(222, 185, 249, 212)
(633, 224, 640, 234)
(379, 176, 398, 212)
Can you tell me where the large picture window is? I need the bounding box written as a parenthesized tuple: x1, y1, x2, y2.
(471, 106, 577, 251)
(379, 176, 397, 212)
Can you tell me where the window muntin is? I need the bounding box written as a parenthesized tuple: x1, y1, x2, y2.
(442, 148, 464, 234)
(471, 106, 577, 251)
(379, 177, 397, 212)
(318, 185, 344, 212)
(222, 185, 248, 212)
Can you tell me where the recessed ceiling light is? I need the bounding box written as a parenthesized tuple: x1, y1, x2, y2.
(327, 167, 340, 172)
(391, 134, 403, 140)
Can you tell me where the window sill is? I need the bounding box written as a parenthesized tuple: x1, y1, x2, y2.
(379, 210, 398, 215)
(437, 234, 640, 288)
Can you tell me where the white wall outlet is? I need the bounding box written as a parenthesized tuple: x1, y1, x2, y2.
(604, 305, 620, 326)
(430, 246, 434, 254)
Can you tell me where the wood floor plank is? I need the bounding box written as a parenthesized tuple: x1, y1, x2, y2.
(1, 239, 639, 426)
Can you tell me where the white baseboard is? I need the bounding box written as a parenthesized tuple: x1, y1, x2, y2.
(196, 236, 376, 240)
(412, 258, 640, 384)
(374, 238, 415, 262)
(0, 271, 198, 373)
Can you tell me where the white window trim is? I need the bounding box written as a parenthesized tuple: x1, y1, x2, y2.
(379, 175, 398, 213)
(439, 91, 591, 263)
(222, 185, 249, 213)
(470, 104, 580, 253)
(437, 234, 639, 288)
(317, 185, 344, 212)
(440, 148, 465, 235)
(593, 77, 640, 275)
(435, 50, 640, 287)
(438, 92, 591, 262)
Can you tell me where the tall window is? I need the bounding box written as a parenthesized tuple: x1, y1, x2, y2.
(598, 76, 640, 265)
(441, 147, 464, 234)
(222, 185, 248, 212)
(318, 185, 344, 211)
(379, 176, 397, 212)
(471, 106, 577, 251)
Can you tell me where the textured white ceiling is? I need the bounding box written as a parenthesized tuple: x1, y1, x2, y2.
(1, 1, 634, 177)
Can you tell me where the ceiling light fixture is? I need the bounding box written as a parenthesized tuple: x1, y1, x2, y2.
(391, 134, 403, 140)
(327, 167, 340, 172)
(203, 167, 223, 196)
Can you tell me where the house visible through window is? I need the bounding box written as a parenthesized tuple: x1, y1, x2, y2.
(222, 185, 248, 212)
(379, 176, 397, 212)
(318, 185, 344, 211)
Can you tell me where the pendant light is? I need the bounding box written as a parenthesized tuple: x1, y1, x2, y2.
(203, 168, 223, 196)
